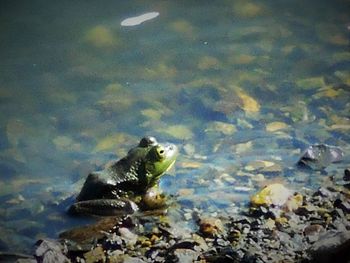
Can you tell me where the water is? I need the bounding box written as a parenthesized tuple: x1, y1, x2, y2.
(0, 0, 349, 253)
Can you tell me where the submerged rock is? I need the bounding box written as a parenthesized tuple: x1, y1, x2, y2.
(297, 144, 344, 170)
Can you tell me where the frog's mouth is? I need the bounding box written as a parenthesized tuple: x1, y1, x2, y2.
(165, 159, 176, 172)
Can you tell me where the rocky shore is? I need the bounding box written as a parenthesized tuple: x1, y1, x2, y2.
(7, 169, 349, 263)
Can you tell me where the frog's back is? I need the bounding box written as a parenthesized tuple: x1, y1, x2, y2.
(76, 147, 148, 201)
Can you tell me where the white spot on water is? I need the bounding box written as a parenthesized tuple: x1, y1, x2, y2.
(121, 12, 159, 27)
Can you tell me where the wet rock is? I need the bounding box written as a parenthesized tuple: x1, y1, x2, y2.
(83, 246, 105, 263)
(315, 187, 337, 198)
(303, 224, 324, 237)
(308, 230, 350, 263)
(297, 144, 344, 170)
(0, 252, 36, 263)
(250, 183, 293, 207)
(35, 239, 69, 263)
(172, 248, 200, 263)
(115, 255, 147, 263)
(200, 246, 240, 262)
(334, 199, 350, 214)
(118, 227, 138, 246)
(198, 217, 224, 237)
(344, 169, 350, 181)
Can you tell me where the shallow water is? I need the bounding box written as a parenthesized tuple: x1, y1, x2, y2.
(0, 0, 349, 253)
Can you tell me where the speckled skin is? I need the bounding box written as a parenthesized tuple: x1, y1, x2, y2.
(69, 136, 178, 215)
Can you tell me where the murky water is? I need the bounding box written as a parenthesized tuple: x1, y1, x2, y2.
(0, 0, 349, 253)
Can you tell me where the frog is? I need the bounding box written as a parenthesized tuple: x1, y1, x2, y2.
(68, 136, 178, 216)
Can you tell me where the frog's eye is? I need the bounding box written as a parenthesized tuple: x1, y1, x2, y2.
(139, 136, 157, 147)
(155, 145, 165, 160)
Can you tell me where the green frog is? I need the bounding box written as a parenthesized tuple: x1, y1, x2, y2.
(69, 136, 178, 216)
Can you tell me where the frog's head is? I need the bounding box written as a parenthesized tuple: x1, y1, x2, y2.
(143, 140, 178, 188)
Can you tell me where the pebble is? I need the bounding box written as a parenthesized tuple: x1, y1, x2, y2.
(198, 217, 224, 237)
(84, 25, 119, 48)
(265, 121, 289, 132)
(83, 246, 105, 263)
(296, 76, 326, 89)
(161, 125, 194, 140)
(237, 89, 261, 114)
(118, 227, 138, 246)
(205, 121, 237, 135)
(303, 224, 324, 236)
(245, 160, 276, 171)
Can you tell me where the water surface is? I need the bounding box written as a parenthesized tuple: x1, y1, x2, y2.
(0, 0, 349, 252)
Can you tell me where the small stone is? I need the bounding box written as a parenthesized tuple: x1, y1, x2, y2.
(234, 141, 253, 154)
(233, 1, 264, 18)
(35, 239, 69, 263)
(261, 163, 282, 174)
(198, 218, 224, 237)
(237, 90, 260, 114)
(84, 25, 119, 48)
(334, 199, 350, 214)
(84, 246, 105, 263)
(198, 56, 221, 70)
(191, 233, 209, 251)
(6, 194, 25, 205)
(184, 212, 192, 221)
(179, 161, 202, 169)
(265, 122, 289, 132)
(118, 227, 138, 246)
(296, 77, 326, 90)
(251, 173, 265, 182)
(245, 160, 276, 171)
(265, 218, 276, 230)
(178, 188, 195, 196)
(205, 121, 237, 135)
(93, 133, 132, 152)
(303, 224, 324, 236)
(285, 193, 303, 212)
(140, 108, 162, 120)
(172, 249, 200, 263)
(169, 19, 196, 38)
(161, 125, 194, 140)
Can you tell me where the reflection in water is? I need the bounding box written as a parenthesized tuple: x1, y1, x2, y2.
(0, 0, 349, 252)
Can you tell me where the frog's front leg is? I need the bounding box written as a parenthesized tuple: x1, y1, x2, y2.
(140, 187, 168, 210)
(68, 199, 138, 216)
